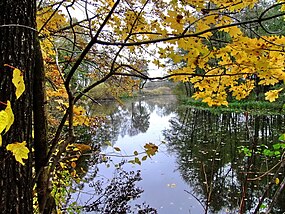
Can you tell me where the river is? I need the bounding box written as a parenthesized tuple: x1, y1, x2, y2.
(69, 95, 285, 214)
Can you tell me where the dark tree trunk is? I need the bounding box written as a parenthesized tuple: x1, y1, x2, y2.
(34, 34, 50, 214)
(0, 0, 36, 213)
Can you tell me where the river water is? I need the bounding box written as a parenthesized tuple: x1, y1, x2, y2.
(70, 95, 285, 214)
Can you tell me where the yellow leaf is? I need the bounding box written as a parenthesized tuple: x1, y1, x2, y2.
(275, 177, 280, 185)
(73, 143, 91, 152)
(144, 143, 158, 156)
(6, 141, 29, 165)
(0, 111, 8, 133)
(265, 88, 283, 102)
(59, 162, 66, 169)
(12, 68, 25, 99)
(0, 135, 2, 147)
(5, 101, 14, 133)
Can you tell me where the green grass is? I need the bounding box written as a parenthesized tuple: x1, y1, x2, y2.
(179, 96, 285, 115)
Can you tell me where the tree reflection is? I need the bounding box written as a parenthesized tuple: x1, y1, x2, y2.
(84, 165, 157, 214)
(129, 101, 150, 135)
(164, 107, 285, 213)
(90, 96, 176, 146)
(65, 96, 177, 213)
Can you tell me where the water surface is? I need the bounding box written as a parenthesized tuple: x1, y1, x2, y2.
(71, 96, 285, 214)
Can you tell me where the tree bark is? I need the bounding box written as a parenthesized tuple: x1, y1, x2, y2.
(34, 34, 50, 213)
(0, 0, 36, 213)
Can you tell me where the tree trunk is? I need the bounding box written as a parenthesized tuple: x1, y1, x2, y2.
(34, 34, 51, 213)
(0, 0, 36, 213)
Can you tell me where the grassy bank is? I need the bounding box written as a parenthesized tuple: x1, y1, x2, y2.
(179, 96, 285, 115)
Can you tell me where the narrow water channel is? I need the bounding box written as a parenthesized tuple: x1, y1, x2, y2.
(70, 95, 285, 214)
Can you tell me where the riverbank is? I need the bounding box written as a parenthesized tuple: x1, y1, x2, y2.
(179, 96, 285, 115)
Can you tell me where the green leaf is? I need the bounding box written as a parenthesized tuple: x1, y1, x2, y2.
(263, 149, 273, 157)
(274, 151, 281, 156)
(134, 150, 138, 156)
(278, 134, 285, 142)
(273, 143, 281, 150)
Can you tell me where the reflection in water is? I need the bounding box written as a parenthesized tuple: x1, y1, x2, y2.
(164, 107, 285, 213)
(70, 96, 285, 214)
(90, 96, 176, 147)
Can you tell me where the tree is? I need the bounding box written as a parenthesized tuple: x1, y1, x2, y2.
(1, 0, 285, 213)
(0, 0, 37, 213)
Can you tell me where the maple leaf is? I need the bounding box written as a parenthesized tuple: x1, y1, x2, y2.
(265, 89, 283, 102)
(6, 141, 29, 165)
(12, 68, 25, 99)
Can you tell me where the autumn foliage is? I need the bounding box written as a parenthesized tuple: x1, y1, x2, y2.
(1, 0, 285, 213)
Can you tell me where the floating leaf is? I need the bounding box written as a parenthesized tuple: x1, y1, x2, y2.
(142, 155, 148, 161)
(12, 68, 25, 99)
(6, 141, 29, 165)
(144, 143, 158, 156)
(128, 160, 135, 164)
(5, 101, 14, 133)
(114, 147, 121, 152)
(134, 157, 141, 165)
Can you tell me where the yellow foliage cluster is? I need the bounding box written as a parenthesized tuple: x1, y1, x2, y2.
(37, 7, 66, 59)
(169, 34, 285, 105)
(37, 6, 66, 86)
(37, 0, 285, 109)
(148, 1, 285, 106)
(0, 67, 29, 165)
